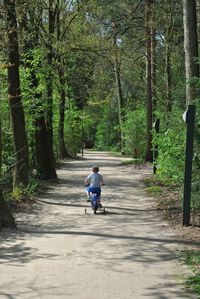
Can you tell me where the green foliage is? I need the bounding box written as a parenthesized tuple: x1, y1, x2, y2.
(184, 250, 200, 297)
(153, 109, 186, 184)
(145, 186, 163, 194)
(0, 0, 199, 228)
(82, 108, 98, 148)
(122, 107, 146, 158)
(0, 67, 15, 188)
(11, 179, 40, 202)
(121, 159, 140, 165)
(65, 103, 82, 156)
(185, 250, 200, 266)
(11, 185, 26, 201)
(94, 98, 119, 151)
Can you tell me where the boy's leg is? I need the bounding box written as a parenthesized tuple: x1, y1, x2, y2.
(85, 187, 90, 201)
(97, 189, 102, 207)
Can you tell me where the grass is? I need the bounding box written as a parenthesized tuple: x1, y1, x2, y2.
(184, 250, 200, 297)
(145, 186, 163, 194)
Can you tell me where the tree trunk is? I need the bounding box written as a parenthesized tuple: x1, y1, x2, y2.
(31, 66, 57, 179)
(0, 188, 15, 228)
(4, 0, 29, 188)
(0, 103, 15, 227)
(58, 69, 70, 158)
(19, 3, 57, 180)
(112, 21, 124, 153)
(183, 0, 199, 104)
(35, 117, 57, 179)
(56, 6, 70, 158)
(145, 0, 153, 162)
(165, 0, 173, 113)
(0, 117, 2, 178)
(46, 0, 56, 149)
(166, 42, 172, 113)
(151, 3, 156, 119)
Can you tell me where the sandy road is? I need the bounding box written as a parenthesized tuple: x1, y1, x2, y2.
(0, 151, 196, 298)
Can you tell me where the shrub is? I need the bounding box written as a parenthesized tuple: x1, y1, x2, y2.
(122, 107, 146, 158)
(153, 109, 186, 184)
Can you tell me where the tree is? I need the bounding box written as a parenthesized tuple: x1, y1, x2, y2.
(183, 0, 199, 104)
(112, 21, 124, 152)
(4, 0, 29, 188)
(145, 0, 154, 162)
(18, 1, 58, 179)
(46, 0, 57, 149)
(0, 117, 2, 178)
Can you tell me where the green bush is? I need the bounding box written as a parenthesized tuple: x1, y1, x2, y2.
(153, 109, 186, 184)
(122, 107, 146, 158)
(11, 179, 40, 202)
(184, 250, 200, 296)
(65, 106, 82, 156)
(94, 102, 119, 151)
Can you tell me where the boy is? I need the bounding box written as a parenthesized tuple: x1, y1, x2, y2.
(84, 165, 104, 202)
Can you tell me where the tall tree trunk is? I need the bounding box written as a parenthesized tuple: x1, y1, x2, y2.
(145, 0, 153, 162)
(19, 3, 57, 179)
(197, 0, 200, 45)
(151, 3, 156, 119)
(56, 5, 69, 158)
(4, 0, 29, 188)
(112, 21, 124, 153)
(0, 117, 2, 178)
(35, 116, 57, 179)
(46, 0, 56, 149)
(183, 0, 199, 104)
(166, 43, 172, 113)
(30, 62, 57, 179)
(0, 109, 15, 227)
(58, 69, 70, 158)
(165, 0, 173, 113)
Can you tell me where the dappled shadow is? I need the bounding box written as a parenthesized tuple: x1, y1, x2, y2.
(0, 151, 194, 299)
(0, 228, 181, 267)
(0, 283, 74, 299)
(17, 229, 200, 247)
(0, 241, 57, 266)
(142, 275, 191, 298)
(0, 294, 16, 299)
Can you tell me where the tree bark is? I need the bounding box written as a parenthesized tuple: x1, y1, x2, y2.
(4, 0, 29, 187)
(112, 21, 124, 153)
(151, 2, 156, 119)
(0, 117, 2, 178)
(145, 0, 153, 162)
(165, 0, 173, 113)
(46, 0, 56, 149)
(183, 0, 199, 104)
(166, 42, 172, 113)
(58, 68, 70, 158)
(56, 5, 70, 158)
(35, 117, 57, 179)
(19, 3, 57, 179)
(30, 63, 57, 179)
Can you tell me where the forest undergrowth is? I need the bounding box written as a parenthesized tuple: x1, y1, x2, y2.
(144, 174, 200, 298)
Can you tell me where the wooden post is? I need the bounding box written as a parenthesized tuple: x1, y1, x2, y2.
(183, 105, 195, 226)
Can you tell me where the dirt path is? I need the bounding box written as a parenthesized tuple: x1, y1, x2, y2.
(0, 151, 197, 299)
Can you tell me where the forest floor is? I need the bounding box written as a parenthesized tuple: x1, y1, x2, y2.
(0, 151, 199, 299)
